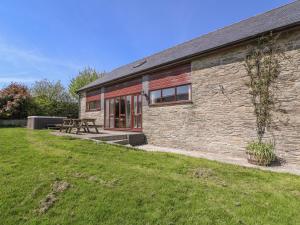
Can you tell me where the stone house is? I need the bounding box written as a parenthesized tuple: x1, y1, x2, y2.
(78, 2, 300, 165)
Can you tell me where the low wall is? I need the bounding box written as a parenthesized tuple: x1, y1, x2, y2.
(0, 119, 27, 127)
(27, 116, 66, 129)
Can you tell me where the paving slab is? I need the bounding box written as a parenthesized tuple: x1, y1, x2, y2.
(51, 131, 300, 176)
(136, 144, 300, 176)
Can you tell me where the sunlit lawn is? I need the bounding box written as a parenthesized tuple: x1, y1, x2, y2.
(0, 128, 299, 225)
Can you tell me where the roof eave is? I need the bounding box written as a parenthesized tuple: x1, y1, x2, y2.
(77, 22, 300, 94)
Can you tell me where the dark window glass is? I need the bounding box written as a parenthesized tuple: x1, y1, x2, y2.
(176, 85, 191, 101)
(126, 96, 131, 128)
(120, 97, 126, 115)
(134, 96, 137, 114)
(105, 100, 109, 128)
(115, 98, 120, 128)
(162, 87, 175, 102)
(87, 100, 100, 111)
(109, 99, 114, 128)
(150, 90, 161, 104)
(150, 84, 191, 105)
(119, 97, 126, 128)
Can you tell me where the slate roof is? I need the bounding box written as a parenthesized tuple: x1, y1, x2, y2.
(79, 1, 300, 92)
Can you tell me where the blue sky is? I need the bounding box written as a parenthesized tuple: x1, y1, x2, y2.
(0, 0, 294, 88)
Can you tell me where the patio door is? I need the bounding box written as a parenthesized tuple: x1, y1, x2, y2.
(133, 94, 142, 129)
(104, 94, 142, 131)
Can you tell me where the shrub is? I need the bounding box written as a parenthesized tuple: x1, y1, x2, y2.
(246, 141, 276, 166)
(30, 80, 78, 118)
(0, 83, 31, 119)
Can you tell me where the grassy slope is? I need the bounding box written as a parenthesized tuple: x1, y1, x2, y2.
(0, 128, 299, 225)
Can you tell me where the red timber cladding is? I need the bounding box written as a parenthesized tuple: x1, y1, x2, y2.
(86, 89, 101, 102)
(149, 63, 191, 90)
(104, 78, 142, 99)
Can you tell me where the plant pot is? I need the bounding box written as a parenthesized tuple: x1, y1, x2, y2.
(246, 152, 271, 166)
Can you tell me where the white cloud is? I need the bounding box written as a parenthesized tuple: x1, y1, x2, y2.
(0, 37, 84, 87)
(0, 72, 38, 88)
(0, 39, 80, 71)
(0, 76, 37, 83)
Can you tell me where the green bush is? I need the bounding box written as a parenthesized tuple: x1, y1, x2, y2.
(246, 141, 276, 166)
(0, 83, 31, 119)
(30, 80, 78, 118)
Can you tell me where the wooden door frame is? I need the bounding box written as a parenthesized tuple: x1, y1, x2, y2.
(131, 93, 142, 132)
(104, 93, 142, 132)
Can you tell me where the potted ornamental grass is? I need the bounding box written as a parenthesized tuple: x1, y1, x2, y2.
(246, 141, 276, 166)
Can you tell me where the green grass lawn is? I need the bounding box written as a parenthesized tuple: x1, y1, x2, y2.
(0, 128, 300, 225)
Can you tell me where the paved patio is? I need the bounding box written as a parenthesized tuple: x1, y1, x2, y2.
(51, 130, 300, 176)
(136, 144, 300, 176)
(52, 129, 145, 146)
(52, 129, 141, 139)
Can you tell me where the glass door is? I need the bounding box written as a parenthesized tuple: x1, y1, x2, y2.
(119, 96, 126, 128)
(126, 96, 131, 128)
(114, 97, 120, 128)
(133, 94, 142, 129)
(105, 98, 115, 128)
(104, 94, 142, 130)
(109, 99, 114, 128)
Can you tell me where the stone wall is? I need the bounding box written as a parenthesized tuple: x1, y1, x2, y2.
(143, 28, 300, 165)
(79, 91, 104, 125)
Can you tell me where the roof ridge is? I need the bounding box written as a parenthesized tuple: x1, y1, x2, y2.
(110, 0, 297, 73)
(79, 0, 300, 92)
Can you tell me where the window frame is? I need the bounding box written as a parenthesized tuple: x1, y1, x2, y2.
(85, 89, 101, 112)
(86, 100, 101, 112)
(149, 84, 192, 106)
(104, 93, 142, 131)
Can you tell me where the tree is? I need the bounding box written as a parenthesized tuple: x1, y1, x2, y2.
(31, 79, 71, 102)
(30, 79, 78, 118)
(0, 83, 31, 119)
(69, 67, 104, 99)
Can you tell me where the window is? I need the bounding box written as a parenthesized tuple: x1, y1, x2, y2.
(86, 89, 101, 111)
(86, 100, 100, 111)
(150, 84, 191, 105)
(150, 90, 161, 104)
(162, 87, 175, 102)
(176, 85, 191, 101)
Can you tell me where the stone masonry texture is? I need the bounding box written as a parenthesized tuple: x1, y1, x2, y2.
(79, 91, 104, 125)
(143, 28, 300, 165)
(79, 28, 300, 165)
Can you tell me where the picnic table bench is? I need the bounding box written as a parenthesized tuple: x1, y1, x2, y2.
(59, 119, 74, 133)
(59, 118, 101, 134)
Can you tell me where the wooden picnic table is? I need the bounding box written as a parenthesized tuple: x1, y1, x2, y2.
(59, 119, 73, 133)
(59, 118, 101, 134)
(74, 118, 100, 134)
